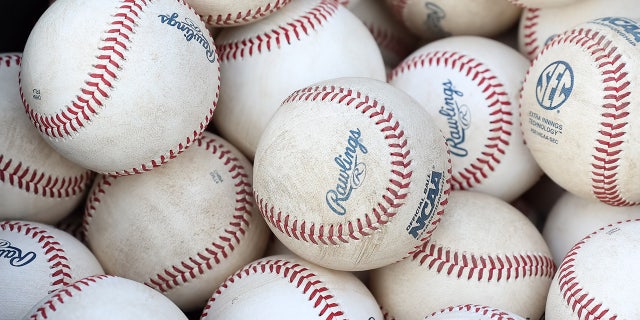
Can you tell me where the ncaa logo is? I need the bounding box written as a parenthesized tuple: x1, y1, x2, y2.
(536, 60, 574, 110)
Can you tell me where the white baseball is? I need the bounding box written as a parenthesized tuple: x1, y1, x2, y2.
(212, 0, 386, 160)
(83, 131, 270, 311)
(543, 191, 640, 265)
(518, 0, 640, 60)
(385, 0, 521, 41)
(545, 219, 640, 319)
(0, 53, 93, 224)
(253, 77, 451, 271)
(200, 254, 383, 319)
(348, 0, 419, 68)
(0, 220, 103, 320)
(390, 36, 542, 202)
(187, 0, 293, 27)
(520, 17, 640, 206)
(426, 304, 526, 320)
(19, 0, 220, 175)
(24, 275, 188, 319)
(508, 0, 583, 9)
(369, 191, 555, 320)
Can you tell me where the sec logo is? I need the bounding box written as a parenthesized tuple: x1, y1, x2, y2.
(536, 60, 574, 110)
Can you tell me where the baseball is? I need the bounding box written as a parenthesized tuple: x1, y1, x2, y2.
(187, 0, 292, 27)
(369, 191, 555, 319)
(212, 0, 386, 160)
(545, 219, 640, 319)
(518, 0, 640, 60)
(83, 131, 270, 311)
(426, 304, 525, 320)
(520, 17, 640, 206)
(0, 220, 104, 320)
(19, 0, 220, 175)
(0, 53, 93, 224)
(24, 274, 188, 319)
(543, 191, 640, 265)
(253, 77, 451, 271)
(385, 0, 521, 42)
(508, 0, 583, 8)
(200, 254, 383, 319)
(390, 36, 542, 202)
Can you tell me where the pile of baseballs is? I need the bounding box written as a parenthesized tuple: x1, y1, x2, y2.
(2, 0, 640, 319)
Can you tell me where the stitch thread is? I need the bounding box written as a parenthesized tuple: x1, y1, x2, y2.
(430, 304, 523, 319)
(365, 23, 415, 65)
(215, 0, 339, 61)
(391, 50, 513, 191)
(201, 258, 345, 319)
(203, 0, 293, 26)
(0, 221, 74, 294)
(521, 8, 541, 59)
(83, 135, 255, 293)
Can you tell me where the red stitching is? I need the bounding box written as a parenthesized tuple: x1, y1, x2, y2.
(521, 8, 540, 59)
(388, 0, 409, 24)
(429, 304, 522, 319)
(365, 23, 415, 64)
(254, 85, 449, 248)
(203, 0, 293, 26)
(555, 219, 640, 320)
(83, 135, 255, 293)
(0, 221, 74, 294)
(0, 53, 20, 68)
(411, 241, 556, 281)
(215, 0, 338, 61)
(27, 274, 112, 320)
(19, 0, 219, 176)
(391, 50, 513, 191)
(201, 258, 345, 319)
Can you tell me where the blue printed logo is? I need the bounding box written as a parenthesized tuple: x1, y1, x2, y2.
(326, 129, 368, 216)
(592, 17, 640, 45)
(536, 61, 574, 110)
(407, 171, 443, 239)
(438, 80, 470, 157)
(158, 13, 216, 63)
(0, 239, 37, 267)
(424, 2, 451, 39)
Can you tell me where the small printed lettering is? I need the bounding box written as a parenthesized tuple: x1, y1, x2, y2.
(407, 170, 443, 239)
(438, 80, 470, 157)
(158, 13, 216, 63)
(326, 129, 368, 216)
(0, 239, 37, 267)
(210, 170, 223, 184)
(424, 2, 451, 39)
(592, 17, 640, 46)
(32, 88, 41, 101)
(527, 110, 562, 144)
(606, 227, 621, 235)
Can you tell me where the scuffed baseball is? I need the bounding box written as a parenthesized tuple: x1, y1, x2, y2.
(519, 17, 640, 206)
(212, 0, 386, 160)
(200, 254, 383, 319)
(0, 220, 104, 320)
(24, 275, 188, 319)
(187, 0, 293, 27)
(390, 36, 541, 202)
(20, 0, 220, 175)
(426, 304, 526, 320)
(386, 0, 521, 41)
(518, 0, 640, 60)
(543, 191, 640, 265)
(546, 219, 640, 319)
(0, 53, 93, 224)
(83, 132, 270, 311)
(370, 191, 554, 319)
(253, 77, 451, 271)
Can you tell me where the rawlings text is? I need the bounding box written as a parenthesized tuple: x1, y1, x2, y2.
(326, 129, 368, 216)
(439, 80, 470, 157)
(0, 239, 37, 267)
(158, 13, 216, 63)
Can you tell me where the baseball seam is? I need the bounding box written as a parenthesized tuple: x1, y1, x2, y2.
(556, 219, 640, 320)
(365, 23, 415, 66)
(201, 258, 345, 319)
(429, 304, 523, 319)
(521, 8, 540, 59)
(255, 85, 448, 247)
(411, 241, 556, 282)
(19, 0, 219, 176)
(203, 0, 293, 27)
(27, 274, 113, 320)
(391, 50, 513, 191)
(82, 135, 255, 293)
(215, 0, 338, 61)
(0, 221, 74, 294)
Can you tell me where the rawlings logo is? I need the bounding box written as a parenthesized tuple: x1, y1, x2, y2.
(424, 2, 451, 39)
(158, 13, 216, 63)
(536, 60, 574, 110)
(407, 170, 443, 239)
(0, 239, 37, 267)
(593, 17, 640, 45)
(439, 80, 471, 157)
(326, 128, 368, 216)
